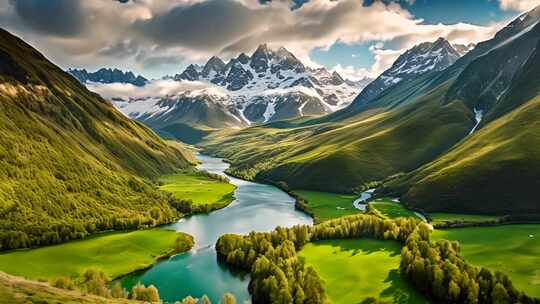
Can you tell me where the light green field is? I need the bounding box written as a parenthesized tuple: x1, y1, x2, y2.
(429, 213, 500, 225)
(160, 171, 235, 206)
(299, 239, 429, 304)
(432, 225, 540, 298)
(370, 198, 421, 220)
(0, 229, 191, 281)
(293, 190, 359, 222)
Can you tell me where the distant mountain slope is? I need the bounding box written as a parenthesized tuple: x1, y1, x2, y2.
(68, 68, 148, 86)
(350, 38, 465, 109)
(380, 38, 540, 215)
(203, 6, 540, 215)
(0, 28, 193, 250)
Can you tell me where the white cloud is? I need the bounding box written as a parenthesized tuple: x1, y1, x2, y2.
(0, 0, 503, 78)
(499, 0, 540, 11)
(88, 79, 228, 100)
(331, 64, 373, 80)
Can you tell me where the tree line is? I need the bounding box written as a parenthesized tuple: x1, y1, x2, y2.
(216, 214, 539, 304)
(52, 268, 237, 303)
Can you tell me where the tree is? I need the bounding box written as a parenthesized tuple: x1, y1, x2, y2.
(131, 282, 160, 302)
(220, 293, 236, 304)
(492, 283, 510, 304)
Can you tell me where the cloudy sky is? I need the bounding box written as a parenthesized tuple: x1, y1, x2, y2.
(0, 0, 537, 80)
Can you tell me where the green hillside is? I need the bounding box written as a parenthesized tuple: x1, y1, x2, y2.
(380, 38, 540, 214)
(0, 28, 194, 250)
(203, 78, 474, 194)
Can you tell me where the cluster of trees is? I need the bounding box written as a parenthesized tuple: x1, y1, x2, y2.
(217, 214, 538, 303)
(52, 268, 237, 303)
(216, 215, 422, 303)
(178, 293, 237, 304)
(0, 201, 179, 251)
(401, 231, 539, 303)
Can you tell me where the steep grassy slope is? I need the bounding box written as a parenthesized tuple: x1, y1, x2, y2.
(0, 28, 193, 250)
(381, 40, 540, 214)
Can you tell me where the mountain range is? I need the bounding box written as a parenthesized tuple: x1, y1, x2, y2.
(68, 68, 148, 87)
(202, 7, 540, 215)
(86, 45, 372, 143)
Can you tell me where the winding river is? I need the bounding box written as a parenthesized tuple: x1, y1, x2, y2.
(121, 153, 313, 303)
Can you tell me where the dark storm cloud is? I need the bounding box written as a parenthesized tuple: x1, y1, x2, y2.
(134, 0, 270, 51)
(12, 0, 86, 37)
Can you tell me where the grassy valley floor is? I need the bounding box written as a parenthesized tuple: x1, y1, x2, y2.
(293, 190, 359, 222)
(160, 171, 236, 207)
(299, 239, 429, 304)
(428, 213, 501, 225)
(432, 225, 540, 298)
(369, 198, 422, 220)
(0, 229, 192, 281)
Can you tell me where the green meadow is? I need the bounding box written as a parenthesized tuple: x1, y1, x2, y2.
(299, 239, 428, 304)
(160, 171, 236, 206)
(433, 225, 540, 298)
(0, 229, 192, 281)
(293, 190, 359, 222)
(370, 198, 421, 220)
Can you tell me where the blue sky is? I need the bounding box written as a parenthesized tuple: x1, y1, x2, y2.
(311, 0, 521, 77)
(0, 0, 532, 79)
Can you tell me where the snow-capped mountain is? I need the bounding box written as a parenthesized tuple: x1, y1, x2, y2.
(102, 44, 371, 136)
(68, 68, 148, 87)
(354, 38, 468, 105)
(164, 44, 370, 120)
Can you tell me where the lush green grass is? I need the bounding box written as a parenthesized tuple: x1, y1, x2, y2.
(160, 171, 235, 206)
(293, 190, 358, 222)
(0, 229, 193, 281)
(432, 225, 540, 298)
(299, 239, 428, 304)
(370, 198, 422, 220)
(429, 213, 500, 225)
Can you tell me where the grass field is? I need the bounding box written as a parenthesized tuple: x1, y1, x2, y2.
(432, 225, 540, 298)
(160, 171, 236, 206)
(429, 213, 500, 225)
(299, 239, 429, 304)
(370, 198, 422, 220)
(293, 190, 359, 222)
(0, 229, 192, 281)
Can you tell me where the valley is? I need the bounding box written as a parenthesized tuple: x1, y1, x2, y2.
(0, 1, 540, 303)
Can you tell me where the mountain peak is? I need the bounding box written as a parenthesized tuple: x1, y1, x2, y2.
(68, 67, 148, 86)
(352, 37, 465, 106)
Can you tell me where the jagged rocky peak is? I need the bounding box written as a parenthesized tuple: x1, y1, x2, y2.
(175, 64, 200, 81)
(68, 67, 148, 86)
(202, 56, 226, 77)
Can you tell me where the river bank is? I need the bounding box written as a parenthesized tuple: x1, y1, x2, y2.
(120, 153, 312, 303)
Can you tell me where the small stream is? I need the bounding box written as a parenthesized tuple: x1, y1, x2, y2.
(121, 153, 313, 303)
